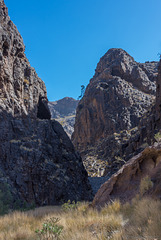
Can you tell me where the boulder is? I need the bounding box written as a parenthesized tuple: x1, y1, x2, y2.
(92, 143, 161, 207)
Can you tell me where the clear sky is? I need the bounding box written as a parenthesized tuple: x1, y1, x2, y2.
(4, 0, 161, 101)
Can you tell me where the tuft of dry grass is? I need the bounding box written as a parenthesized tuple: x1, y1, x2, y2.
(59, 205, 124, 240)
(101, 199, 121, 215)
(139, 176, 153, 196)
(0, 198, 161, 240)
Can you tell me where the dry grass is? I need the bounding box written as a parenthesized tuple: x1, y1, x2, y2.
(121, 198, 161, 240)
(59, 203, 124, 240)
(0, 198, 161, 240)
(0, 211, 40, 240)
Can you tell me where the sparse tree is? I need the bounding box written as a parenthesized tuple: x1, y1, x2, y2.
(78, 85, 85, 100)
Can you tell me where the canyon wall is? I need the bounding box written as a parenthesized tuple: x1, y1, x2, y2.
(0, 0, 92, 206)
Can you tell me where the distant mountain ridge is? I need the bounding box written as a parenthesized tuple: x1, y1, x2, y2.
(49, 97, 79, 118)
(48, 97, 79, 137)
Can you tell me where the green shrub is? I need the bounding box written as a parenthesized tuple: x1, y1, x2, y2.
(154, 131, 161, 143)
(0, 182, 35, 214)
(62, 200, 80, 212)
(13, 199, 36, 212)
(35, 217, 63, 240)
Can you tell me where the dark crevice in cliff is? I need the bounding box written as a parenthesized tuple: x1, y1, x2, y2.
(37, 96, 51, 120)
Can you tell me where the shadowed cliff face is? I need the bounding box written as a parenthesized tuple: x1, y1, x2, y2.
(0, 1, 92, 205)
(0, 113, 91, 205)
(72, 48, 158, 176)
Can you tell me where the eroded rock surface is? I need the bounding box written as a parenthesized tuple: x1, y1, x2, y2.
(92, 144, 161, 207)
(0, 0, 48, 118)
(72, 48, 158, 176)
(0, 1, 92, 206)
(1, 116, 91, 205)
(92, 60, 161, 206)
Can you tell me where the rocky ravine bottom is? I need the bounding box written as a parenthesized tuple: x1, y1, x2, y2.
(88, 175, 110, 195)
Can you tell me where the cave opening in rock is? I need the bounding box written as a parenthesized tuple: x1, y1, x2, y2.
(37, 96, 51, 120)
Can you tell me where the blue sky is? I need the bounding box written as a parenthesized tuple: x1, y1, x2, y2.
(4, 0, 161, 101)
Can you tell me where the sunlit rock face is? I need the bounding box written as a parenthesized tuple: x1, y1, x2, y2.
(72, 48, 158, 176)
(0, 1, 49, 118)
(0, 0, 92, 206)
(92, 143, 161, 207)
(72, 48, 157, 150)
(92, 60, 161, 207)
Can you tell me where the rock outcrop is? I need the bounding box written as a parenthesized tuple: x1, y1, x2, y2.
(92, 59, 161, 207)
(49, 97, 79, 137)
(1, 117, 91, 205)
(0, 0, 48, 119)
(72, 48, 158, 176)
(0, 0, 92, 206)
(92, 143, 161, 207)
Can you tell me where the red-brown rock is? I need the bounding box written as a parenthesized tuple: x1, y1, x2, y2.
(72, 48, 158, 176)
(92, 143, 161, 207)
(72, 49, 157, 151)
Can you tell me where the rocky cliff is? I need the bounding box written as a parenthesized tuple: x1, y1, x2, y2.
(92, 59, 161, 207)
(0, 0, 50, 119)
(48, 97, 79, 137)
(72, 48, 158, 176)
(0, 0, 92, 206)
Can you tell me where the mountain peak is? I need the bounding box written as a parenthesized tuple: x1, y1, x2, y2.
(72, 49, 157, 176)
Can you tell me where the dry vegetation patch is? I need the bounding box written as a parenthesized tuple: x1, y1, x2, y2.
(0, 198, 161, 239)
